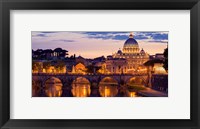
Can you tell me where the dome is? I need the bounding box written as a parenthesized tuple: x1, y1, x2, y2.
(124, 38, 138, 46)
(117, 49, 122, 54)
(140, 48, 145, 54)
(124, 32, 138, 46)
(123, 32, 140, 54)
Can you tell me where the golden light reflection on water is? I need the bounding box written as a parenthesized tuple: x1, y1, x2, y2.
(32, 83, 40, 97)
(99, 77, 119, 97)
(45, 77, 63, 97)
(32, 81, 39, 97)
(45, 85, 63, 97)
(71, 77, 91, 97)
(127, 91, 137, 97)
(71, 84, 91, 97)
(99, 85, 118, 97)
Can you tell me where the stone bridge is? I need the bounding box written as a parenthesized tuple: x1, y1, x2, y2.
(32, 73, 149, 88)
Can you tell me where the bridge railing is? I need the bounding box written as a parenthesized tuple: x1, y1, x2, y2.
(32, 73, 148, 76)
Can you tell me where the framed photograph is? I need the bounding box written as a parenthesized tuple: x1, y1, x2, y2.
(0, 0, 200, 129)
(32, 31, 168, 98)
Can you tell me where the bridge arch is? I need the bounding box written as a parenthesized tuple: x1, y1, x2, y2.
(71, 77, 91, 97)
(98, 77, 119, 97)
(42, 76, 64, 86)
(44, 77, 63, 97)
(72, 77, 91, 84)
(99, 76, 119, 85)
(126, 76, 147, 86)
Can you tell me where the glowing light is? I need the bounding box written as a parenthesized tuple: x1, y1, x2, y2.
(45, 77, 63, 97)
(42, 69, 46, 73)
(129, 92, 137, 97)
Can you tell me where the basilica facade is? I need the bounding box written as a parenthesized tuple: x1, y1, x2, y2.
(106, 33, 149, 74)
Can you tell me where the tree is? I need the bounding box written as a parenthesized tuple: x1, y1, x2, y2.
(43, 62, 51, 69)
(144, 59, 163, 67)
(54, 48, 68, 58)
(55, 61, 66, 71)
(163, 48, 168, 71)
(43, 49, 53, 59)
(32, 61, 43, 71)
(33, 49, 44, 59)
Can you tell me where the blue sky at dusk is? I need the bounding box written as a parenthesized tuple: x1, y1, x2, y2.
(32, 32, 168, 58)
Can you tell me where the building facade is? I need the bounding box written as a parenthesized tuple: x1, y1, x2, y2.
(106, 33, 149, 74)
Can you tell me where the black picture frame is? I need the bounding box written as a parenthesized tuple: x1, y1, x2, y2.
(0, 0, 199, 129)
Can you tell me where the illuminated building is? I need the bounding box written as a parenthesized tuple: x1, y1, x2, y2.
(107, 32, 149, 74)
(76, 56, 87, 65)
(72, 63, 87, 74)
(97, 63, 109, 74)
(32, 61, 43, 73)
(105, 58, 127, 74)
(153, 63, 167, 74)
(32, 61, 66, 73)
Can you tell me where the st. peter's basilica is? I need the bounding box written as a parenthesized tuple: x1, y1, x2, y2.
(106, 32, 149, 74)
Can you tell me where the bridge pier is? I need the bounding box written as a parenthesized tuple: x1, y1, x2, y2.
(90, 88, 101, 97)
(38, 88, 46, 97)
(62, 86, 73, 97)
(90, 81, 99, 89)
(147, 73, 152, 87)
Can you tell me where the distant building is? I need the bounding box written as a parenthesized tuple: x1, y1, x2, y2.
(153, 63, 167, 74)
(93, 56, 106, 63)
(107, 55, 113, 60)
(72, 63, 87, 74)
(76, 56, 87, 65)
(32, 60, 66, 74)
(107, 32, 149, 74)
(105, 58, 127, 74)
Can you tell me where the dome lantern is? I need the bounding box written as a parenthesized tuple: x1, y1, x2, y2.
(129, 32, 134, 38)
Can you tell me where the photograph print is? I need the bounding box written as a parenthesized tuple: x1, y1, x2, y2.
(32, 32, 168, 97)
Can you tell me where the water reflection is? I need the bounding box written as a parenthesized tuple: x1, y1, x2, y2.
(45, 77, 63, 97)
(32, 80, 40, 97)
(71, 84, 138, 97)
(126, 89, 137, 97)
(99, 85, 118, 97)
(99, 77, 118, 97)
(71, 77, 91, 97)
(128, 77, 143, 85)
(71, 84, 91, 97)
(33, 76, 142, 97)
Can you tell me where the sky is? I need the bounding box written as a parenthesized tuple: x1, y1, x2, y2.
(32, 32, 168, 58)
